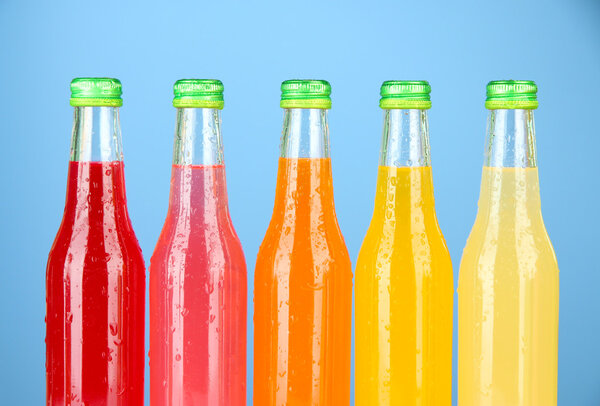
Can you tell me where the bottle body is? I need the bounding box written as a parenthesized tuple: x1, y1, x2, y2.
(46, 105, 145, 405)
(458, 167, 559, 405)
(254, 106, 352, 405)
(458, 107, 559, 405)
(254, 158, 352, 406)
(355, 108, 453, 405)
(149, 105, 247, 405)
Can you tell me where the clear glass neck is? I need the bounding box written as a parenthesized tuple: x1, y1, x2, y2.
(70, 106, 123, 162)
(280, 108, 330, 158)
(485, 109, 537, 168)
(380, 109, 430, 167)
(173, 108, 224, 166)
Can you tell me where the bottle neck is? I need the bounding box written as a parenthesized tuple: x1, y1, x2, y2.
(168, 108, 229, 220)
(380, 109, 430, 167)
(478, 109, 541, 218)
(65, 106, 128, 221)
(373, 109, 435, 221)
(484, 109, 537, 168)
(173, 108, 224, 166)
(273, 108, 335, 217)
(70, 106, 123, 162)
(280, 108, 330, 158)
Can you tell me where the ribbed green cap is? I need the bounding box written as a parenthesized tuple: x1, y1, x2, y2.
(70, 78, 122, 107)
(485, 80, 538, 109)
(173, 79, 224, 109)
(380, 80, 431, 109)
(280, 79, 331, 109)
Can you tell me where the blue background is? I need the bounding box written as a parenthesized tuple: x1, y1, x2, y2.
(1, 0, 599, 404)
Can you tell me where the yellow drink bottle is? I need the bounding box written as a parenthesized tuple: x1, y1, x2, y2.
(356, 81, 453, 405)
(458, 81, 559, 405)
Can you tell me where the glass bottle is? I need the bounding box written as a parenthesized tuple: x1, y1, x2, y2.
(355, 81, 453, 405)
(458, 80, 559, 405)
(46, 78, 145, 405)
(149, 80, 247, 405)
(253, 80, 352, 405)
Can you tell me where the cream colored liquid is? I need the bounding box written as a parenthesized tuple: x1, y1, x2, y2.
(458, 167, 559, 405)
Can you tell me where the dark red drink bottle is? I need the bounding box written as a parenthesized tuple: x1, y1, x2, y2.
(46, 78, 145, 405)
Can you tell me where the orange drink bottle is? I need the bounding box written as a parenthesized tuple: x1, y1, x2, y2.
(253, 80, 352, 405)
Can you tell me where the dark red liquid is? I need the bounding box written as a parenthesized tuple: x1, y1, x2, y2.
(46, 161, 145, 405)
(150, 165, 247, 405)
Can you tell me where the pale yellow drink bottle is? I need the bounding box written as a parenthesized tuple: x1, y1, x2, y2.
(458, 81, 559, 405)
(355, 81, 453, 405)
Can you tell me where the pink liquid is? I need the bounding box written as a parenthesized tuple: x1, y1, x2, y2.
(46, 161, 145, 405)
(150, 164, 247, 406)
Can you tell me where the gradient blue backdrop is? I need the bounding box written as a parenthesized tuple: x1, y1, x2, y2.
(1, 0, 599, 404)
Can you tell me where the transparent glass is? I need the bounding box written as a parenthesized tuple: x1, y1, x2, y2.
(150, 107, 247, 405)
(459, 109, 559, 406)
(379, 109, 430, 167)
(254, 107, 352, 405)
(70, 106, 123, 162)
(173, 108, 224, 165)
(485, 109, 537, 168)
(280, 108, 330, 158)
(46, 106, 145, 405)
(356, 108, 453, 405)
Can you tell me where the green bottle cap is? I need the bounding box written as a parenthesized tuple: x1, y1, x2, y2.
(173, 79, 224, 109)
(70, 78, 123, 107)
(485, 80, 538, 109)
(280, 79, 331, 109)
(380, 80, 432, 109)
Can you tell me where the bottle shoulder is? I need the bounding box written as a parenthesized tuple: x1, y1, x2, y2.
(155, 209, 242, 244)
(151, 213, 245, 267)
(359, 209, 449, 250)
(256, 220, 351, 275)
(49, 206, 141, 249)
(357, 231, 452, 272)
(464, 207, 555, 248)
(47, 229, 144, 276)
(460, 215, 559, 278)
(259, 212, 348, 247)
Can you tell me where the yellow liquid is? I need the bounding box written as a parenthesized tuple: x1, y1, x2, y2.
(458, 167, 559, 405)
(355, 166, 454, 405)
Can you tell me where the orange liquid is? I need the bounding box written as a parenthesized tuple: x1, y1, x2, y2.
(254, 157, 353, 406)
